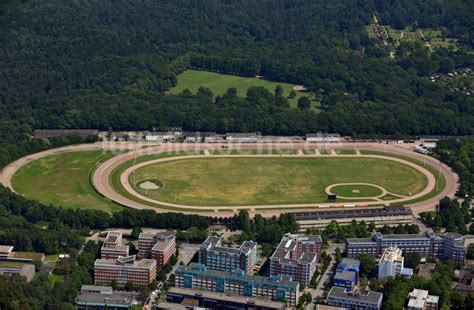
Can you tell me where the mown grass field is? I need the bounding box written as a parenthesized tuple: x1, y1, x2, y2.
(359, 150, 446, 204)
(132, 157, 428, 206)
(330, 184, 383, 197)
(167, 69, 320, 109)
(12, 151, 122, 212)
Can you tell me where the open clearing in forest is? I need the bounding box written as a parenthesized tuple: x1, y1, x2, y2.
(167, 69, 320, 110)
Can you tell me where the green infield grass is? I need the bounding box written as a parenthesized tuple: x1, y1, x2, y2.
(329, 184, 384, 197)
(359, 150, 446, 204)
(12, 151, 122, 212)
(167, 69, 320, 109)
(130, 157, 428, 206)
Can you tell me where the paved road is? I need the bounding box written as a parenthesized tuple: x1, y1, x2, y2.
(311, 243, 341, 299)
(0, 141, 459, 217)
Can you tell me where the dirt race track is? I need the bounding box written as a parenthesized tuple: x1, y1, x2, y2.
(0, 141, 459, 218)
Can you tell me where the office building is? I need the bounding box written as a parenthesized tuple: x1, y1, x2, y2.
(378, 247, 413, 280)
(175, 263, 299, 307)
(161, 287, 285, 310)
(269, 233, 322, 287)
(443, 233, 466, 263)
(345, 232, 465, 263)
(75, 285, 140, 309)
(101, 231, 129, 259)
(139, 231, 176, 268)
(407, 289, 439, 310)
(327, 287, 383, 310)
(198, 236, 258, 274)
(333, 271, 357, 291)
(94, 255, 156, 286)
(333, 258, 360, 290)
(0, 244, 44, 263)
(0, 263, 35, 282)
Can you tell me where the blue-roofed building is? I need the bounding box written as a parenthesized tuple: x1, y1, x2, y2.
(333, 258, 360, 291)
(174, 263, 299, 307)
(334, 270, 357, 290)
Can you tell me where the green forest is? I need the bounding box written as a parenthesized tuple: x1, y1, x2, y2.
(0, 1, 473, 151)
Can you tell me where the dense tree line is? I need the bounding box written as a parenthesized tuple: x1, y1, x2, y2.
(0, 0, 472, 162)
(0, 185, 211, 254)
(226, 210, 299, 245)
(305, 219, 420, 244)
(434, 137, 474, 197)
(420, 197, 471, 234)
(0, 239, 101, 310)
(370, 261, 474, 310)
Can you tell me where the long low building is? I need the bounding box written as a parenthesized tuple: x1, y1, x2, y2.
(33, 129, 99, 139)
(327, 287, 383, 310)
(161, 287, 285, 310)
(175, 263, 299, 307)
(292, 206, 412, 230)
(75, 285, 140, 310)
(346, 232, 466, 263)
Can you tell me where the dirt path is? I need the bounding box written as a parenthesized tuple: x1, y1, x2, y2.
(114, 153, 435, 211)
(0, 141, 459, 217)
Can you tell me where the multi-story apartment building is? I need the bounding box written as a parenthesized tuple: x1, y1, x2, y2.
(407, 289, 439, 310)
(138, 231, 176, 268)
(198, 236, 258, 274)
(100, 231, 129, 259)
(327, 287, 383, 310)
(345, 232, 465, 263)
(269, 233, 322, 287)
(174, 263, 300, 307)
(94, 255, 156, 286)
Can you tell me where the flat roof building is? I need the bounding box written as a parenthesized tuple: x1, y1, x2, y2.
(334, 258, 360, 291)
(33, 129, 98, 139)
(162, 287, 285, 310)
(407, 289, 439, 310)
(199, 236, 258, 274)
(139, 231, 176, 268)
(175, 263, 299, 307)
(305, 133, 341, 143)
(345, 232, 465, 264)
(378, 247, 412, 280)
(0, 263, 35, 282)
(0, 245, 14, 259)
(101, 231, 129, 260)
(269, 233, 322, 287)
(0, 244, 44, 263)
(292, 206, 412, 230)
(184, 131, 217, 142)
(225, 133, 258, 142)
(94, 255, 157, 286)
(75, 285, 140, 310)
(327, 287, 383, 310)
